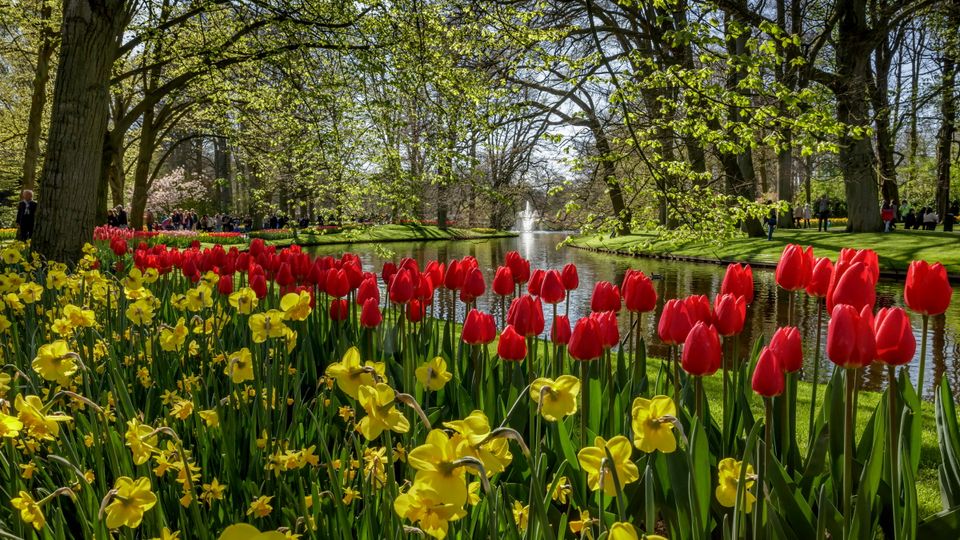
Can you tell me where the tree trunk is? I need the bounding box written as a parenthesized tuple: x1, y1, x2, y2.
(214, 136, 232, 213)
(21, 0, 56, 191)
(34, 1, 127, 262)
(591, 122, 631, 235)
(835, 0, 882, 232)
(872, 33, 900, 204)
(935, 11, 958, 218)
(130, 109, 156, 231)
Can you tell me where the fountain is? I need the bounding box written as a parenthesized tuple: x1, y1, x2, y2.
(517, 201, 537, 232)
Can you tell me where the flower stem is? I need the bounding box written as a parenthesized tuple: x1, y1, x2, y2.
(917, 314, 929, 399)
(887, 364, 900, 531)
(843, 367, 857, 533)
(807, 299, 823, 449)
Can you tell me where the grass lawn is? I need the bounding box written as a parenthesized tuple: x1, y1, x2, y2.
(568, 229, 960, 276)
(267, 224, 517, 248)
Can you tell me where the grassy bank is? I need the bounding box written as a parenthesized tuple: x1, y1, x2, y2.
(568, 229, 960, 277)
(265, 224, 517, 248)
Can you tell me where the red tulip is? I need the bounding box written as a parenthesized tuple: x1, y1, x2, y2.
(721, 263, 754, 304)
(551, 315, 571, 345)
(505, 251, 530, 284)
(492, 266, 514, 296)
(623, 270, 657, 313)
(561, 263, 579, 290)
(462, 309, 495, 345)
(249, 238, 266, 258)
(528, 269, 545, 297)
(827, 261, 877, 313)
(539, 270, 566, 304)
(684, 294, 712, 325)
(497, 325, 527, 361)
(712, 293, 746, 336)
(325, 268, 350, 298)
(839, 248, 880, 283)
(568, 317, 603, 361)
(507, 295, 545, 337)
(443, 259, 464, 290)
(590, 311, 619, 349)
(360, 297, 383, 328)
(381, 261, 398, 285)
(357, 277, 380, 306)
(775, 244, 813, 292)
(424, 260, 444, 288)
(250, 274, 268, 299)
(416, 273, 435, 304)
(590, 281, 621, 312)
(110, 238, 128, 257)
(217, 275, 234, 296)
(769, 326, 802, 373)
(658, 299, 693, 345)
(874, 307, 916, 366)
(329, 299, 349, 321)
(806, 257, 833, 298)
(681, 321, 722, 376)
(904, 261, 952, 316)
(827, 304, 876, 369)
(406, 299, 427, 323)
(752, 347, 784, 397)
(460, 267, 486, 303)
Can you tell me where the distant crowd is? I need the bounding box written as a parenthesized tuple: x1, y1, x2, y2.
(105, 207, 325, 232)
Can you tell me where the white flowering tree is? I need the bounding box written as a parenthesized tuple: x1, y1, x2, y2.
(146, 168, 212, 214)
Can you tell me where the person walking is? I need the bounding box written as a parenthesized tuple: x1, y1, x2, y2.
(881, 200, 895, 232)
(15, 189, 37, 241)
(793, 204, 803, 228)
(817, 194, 830, 231)
(766, 202, 777, 241)
(803, 202, 811, 228)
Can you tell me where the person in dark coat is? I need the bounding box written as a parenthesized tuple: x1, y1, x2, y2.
(15, 190, 37, 241)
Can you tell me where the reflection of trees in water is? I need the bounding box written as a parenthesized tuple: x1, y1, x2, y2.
(933, 314, 947, 397)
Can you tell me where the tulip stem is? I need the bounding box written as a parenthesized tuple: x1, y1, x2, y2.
(917, 314, 929, 399)
(807, 299, 823, 450)
(672, 346, 680, 409)
(760, 397, 773, 537)
(580, 360, 589, 445)
(722, 337, 729, 451)
(843, 367, 857, 534)
(887, 365, 901, 528)
(694, 376, 703, 418)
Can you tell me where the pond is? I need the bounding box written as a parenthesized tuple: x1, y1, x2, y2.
(307, 231, 959, 399)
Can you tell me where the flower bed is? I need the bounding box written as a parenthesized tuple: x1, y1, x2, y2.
(0, 238, 955, 538)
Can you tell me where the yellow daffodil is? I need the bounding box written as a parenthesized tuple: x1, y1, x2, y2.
(249, 310, 287, 343)
(716, 457, 756, 513)
(0, 314, 10, 333)
(159, 318, 189, 352)
(246, 495, 273, 518)
(569, 509, 593, 537)
(10, 490, 45, 530)
(549, 476, 572, 504)
(125, 419, 158, 465)
(31, 340, 78, 384)
(280, 291, 312, 321)
(104, 476, 158, 529)
(512, 501, 529, 532)
(394, 482, 468, 539)
(415, 356, 452, 391)
(229, 288, 259, 314)
(150, 527, 181, 540)
(142, 267, 159, 283)
(170, 400, 194, 420)
(630, 396, 678, 454)
(224, 348, 255, 383)
(185, 284, 214, 311)
(63, 304, 96, 327)
(342, 487, 361, 504)
(15, 394, 72, 440)
(218, 523, 287, 540)
(407, 429, 469, 507)
(529, 375, 580, 422)
(18, 282, 43, 304)
(356, 383, 410, 440)
(1, 247, 23, 264)
(577, 435, 639, 497)
(608, 522, 640, 540)
(122, 269, 144, 290)
(0, 411, 23, 438)
(199, 409, 219, 427)
(46, 269, 68, 289)
(126, 299, 155, 325)
(201, 478, 226, 504)
(444, 410, 512, 476)
(324, 347, 386, 399)
(363, 446, 388, 487)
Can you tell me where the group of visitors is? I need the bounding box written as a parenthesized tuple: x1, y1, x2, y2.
(149, 210, 254, 232)
(900, 201, 959, 231)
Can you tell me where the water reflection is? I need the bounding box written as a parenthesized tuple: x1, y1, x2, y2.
(306, 232, 957, 399)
